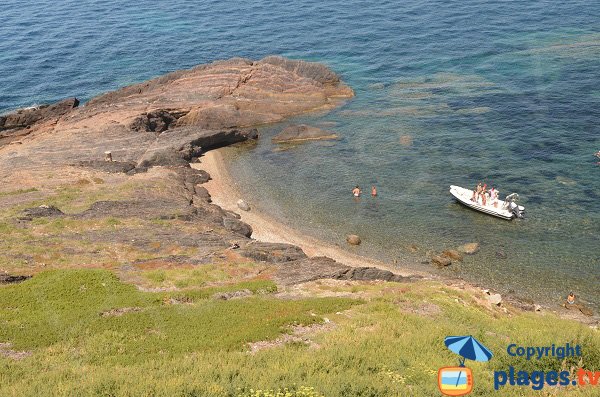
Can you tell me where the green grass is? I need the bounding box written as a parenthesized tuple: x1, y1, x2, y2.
(0, 270, 598, 396)
(0, 188, 38, 198)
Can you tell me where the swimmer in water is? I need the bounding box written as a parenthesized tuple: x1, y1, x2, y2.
(352, 185, 362, 197)
(371, 185, 377, 197)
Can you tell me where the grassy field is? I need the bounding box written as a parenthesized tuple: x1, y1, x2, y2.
(0, 267, 598, 397)
(0, 178, 598, 396)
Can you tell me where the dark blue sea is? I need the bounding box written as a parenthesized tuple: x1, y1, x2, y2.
(2, 0, 599, 308)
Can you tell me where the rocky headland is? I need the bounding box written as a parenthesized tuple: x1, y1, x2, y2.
(0, 56, 421, 288)
(0, 56, 595, 325)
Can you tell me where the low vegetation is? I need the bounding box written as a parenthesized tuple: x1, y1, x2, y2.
(0, 268, 598, 396)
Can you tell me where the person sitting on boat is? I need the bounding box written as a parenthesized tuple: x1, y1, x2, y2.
(471, 182, 482, 202)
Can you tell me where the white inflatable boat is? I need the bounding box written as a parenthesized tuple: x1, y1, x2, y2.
(449, 185, 525, 220)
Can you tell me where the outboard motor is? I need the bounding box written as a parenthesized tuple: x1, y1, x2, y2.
(508, 201, 524, 219)
(505, 193, 524, 219)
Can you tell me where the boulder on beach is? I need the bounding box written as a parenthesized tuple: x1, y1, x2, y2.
(272, 124, 338, 144)
(346, 234, 361, 245)
(223, 218, 253, 238)
(237, 199, 250, 211)
(458, 242, 480, 255)
(487, 293, 503, 306)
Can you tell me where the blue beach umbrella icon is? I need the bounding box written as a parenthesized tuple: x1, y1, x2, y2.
(445, 335, 493, 364)
(443, 336, 493, 389)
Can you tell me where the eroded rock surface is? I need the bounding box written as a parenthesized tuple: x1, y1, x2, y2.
(272, 124, 338, 143)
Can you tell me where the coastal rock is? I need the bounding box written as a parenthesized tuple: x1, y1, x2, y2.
(442, 250, 463, 262)
(224, 210, 241, 219)
(212, 289, 253, 300)
(19, 205, 64, 220)
(487, 293, 503, 306)
(0, 274, 31, 284)
(240, 242, 307, 263)
(346, 235, 361, 245)
(274, 256, 419, 285)
(77, 160, 137, 174)
(495, 250, 507, 259)
(458, 242, 480, 255)
(237, 199, 251, 211)
(272, 124, 338, 143)
(194, 186, 212, 203)
(0, 98, 79, 131)
(333, 266, 415, 283)
(223, 218, 253, 238)
(431, 255, 451, 267)
(130, 110, 184, 133)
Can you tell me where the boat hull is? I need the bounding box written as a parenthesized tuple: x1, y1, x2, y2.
(449, 185, 515, 220)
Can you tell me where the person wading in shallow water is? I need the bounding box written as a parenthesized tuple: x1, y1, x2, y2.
(352, 185, 361, 197)
(371, 185, 377, 197)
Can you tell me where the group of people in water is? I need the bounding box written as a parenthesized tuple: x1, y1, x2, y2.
(352, 185, 377, 197)
(471, 182, 499, 207)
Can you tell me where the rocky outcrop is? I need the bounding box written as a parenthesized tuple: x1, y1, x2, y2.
(0, 56, 401, 297)
(0, 274, 31, 284)
(19, 205, 64, 220)
(272, 124, 338, 143)
(275, 256, 419, 285)
(240, 242, 308, 263)
(0, 98, 79, 132)
(223, 218, 253, 238)
(77, 160, 137, 174)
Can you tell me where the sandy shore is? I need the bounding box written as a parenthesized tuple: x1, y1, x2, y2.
(195, 149, 599, 324)
(195, 149, 426, 278)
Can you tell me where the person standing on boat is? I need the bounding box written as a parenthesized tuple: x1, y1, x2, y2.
(481, 184, 488, 205)
(489, 187, 499, 208)
(471, 182, 482, 202)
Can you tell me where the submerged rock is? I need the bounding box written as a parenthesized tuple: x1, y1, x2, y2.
(442, 250, 463, 261)
(431, 255, 451, 267)
(458, 242, 480, 255)
(346, 235, 361, 245)
(237, 199, 250, 211)
(272, 124, 338, 143)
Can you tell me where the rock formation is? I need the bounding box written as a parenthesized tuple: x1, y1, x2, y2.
(272, 124, 338, 143)
(0, 56, 414, 288)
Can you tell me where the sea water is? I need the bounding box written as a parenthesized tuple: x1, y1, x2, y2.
(1, 0, 599, 308)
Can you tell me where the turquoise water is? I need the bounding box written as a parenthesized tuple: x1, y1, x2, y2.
(2, 1, 599, 308)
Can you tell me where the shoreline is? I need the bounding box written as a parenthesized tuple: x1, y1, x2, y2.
(196, 148, 598, 326)
(196, 149, 423, 278)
